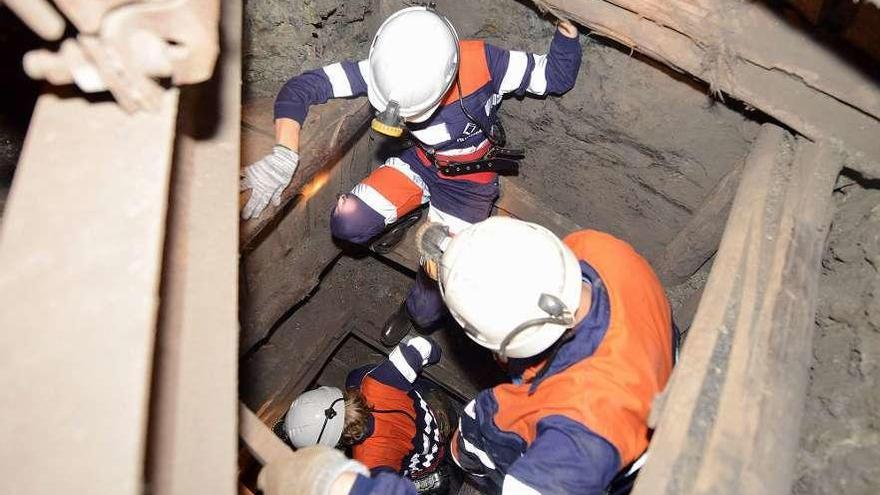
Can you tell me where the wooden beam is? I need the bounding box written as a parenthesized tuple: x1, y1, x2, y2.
(145, 2, 241, 494)
(240, 132, 371, 349)
(632, 124, 842, 495)
(239, 403, 292, 466)
(239, 98, 372, 251)
(534, 0, 880, 177)
(655, 159, 743, 286)
(0, 90, 179, 495)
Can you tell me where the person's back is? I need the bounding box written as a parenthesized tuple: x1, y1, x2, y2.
(434, 219, 674, 494)
(343, 337, 447, 479)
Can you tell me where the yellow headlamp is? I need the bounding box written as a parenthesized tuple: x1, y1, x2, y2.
(371, 100, 405, 137)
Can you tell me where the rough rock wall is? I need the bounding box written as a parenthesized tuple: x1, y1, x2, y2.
(795, 175, 880, 495)
(243, 0, 378, 100)
(436, 0, 760, 261)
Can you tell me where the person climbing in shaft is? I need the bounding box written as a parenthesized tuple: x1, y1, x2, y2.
(280, 336, 453, 495)
(240, 5, 582, 347)
(421, 217, 678, 495)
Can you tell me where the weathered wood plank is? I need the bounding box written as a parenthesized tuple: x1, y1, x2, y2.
(240, 133, 371, 349)
(146, 2, 241, 494)
(632, 124, 842, 495)
(239, 98, 372, 251)
(240, 403, 292, 466)
(583, 0, 879, 119)
(655, 159, 743, 286)
(0, 90, 179, 495)
(534, 0, 880, 177)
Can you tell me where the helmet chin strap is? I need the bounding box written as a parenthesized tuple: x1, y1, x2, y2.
(315, 396, 345, 445)
(497, 293, 574, 360)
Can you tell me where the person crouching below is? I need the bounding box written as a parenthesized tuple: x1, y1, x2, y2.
(283, 336, 450, 494)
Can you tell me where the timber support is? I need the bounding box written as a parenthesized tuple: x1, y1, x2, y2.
(633, 124, 842, 495)
(533, 0, 880, 177)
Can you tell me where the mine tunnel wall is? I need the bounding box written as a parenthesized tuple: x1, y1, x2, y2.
(241, 1, 880, 493)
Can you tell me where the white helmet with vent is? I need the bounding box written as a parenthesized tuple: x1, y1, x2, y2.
(367, 6, 459, 135)
(283, 386, 345, 448)
(438, 217, 583, 359)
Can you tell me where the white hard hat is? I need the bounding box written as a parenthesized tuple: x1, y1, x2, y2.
(367, 6, 459, 124)
(284, 386, 345, 448)
(439, 217, 583, 359)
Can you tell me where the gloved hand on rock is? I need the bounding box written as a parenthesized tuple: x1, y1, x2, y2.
(240, 144, 299, 220)
(257, 445, 368, 495)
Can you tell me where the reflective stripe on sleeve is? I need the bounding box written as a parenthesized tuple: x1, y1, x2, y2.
(527, 54, 549, 95)
(461, 434, 497, 470)
(502, 475, 542, 495)
(388, 346, 417, 382)
(323, 62, 353, 97)
(499, 51, 528, 94)
(358, 59, 370, 84)
(406, 337, 434, 365)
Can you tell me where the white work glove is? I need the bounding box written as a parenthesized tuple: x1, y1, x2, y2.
(240, 145, 299, 220)
(257, 446, 368, 495)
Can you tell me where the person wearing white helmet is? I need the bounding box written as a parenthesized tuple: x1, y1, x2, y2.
(277, 336, 452, 495)
(240, 5, 582, 348)
(417, 217, 677, 494)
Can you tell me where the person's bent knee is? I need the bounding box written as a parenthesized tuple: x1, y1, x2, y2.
(330, 194, 385, 245)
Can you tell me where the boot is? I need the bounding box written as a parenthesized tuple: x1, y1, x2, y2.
(381, 302, 415, 347)
(370, 208, 423, 255)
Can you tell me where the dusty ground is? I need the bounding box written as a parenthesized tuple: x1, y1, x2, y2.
(794, 175, 880, 495)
